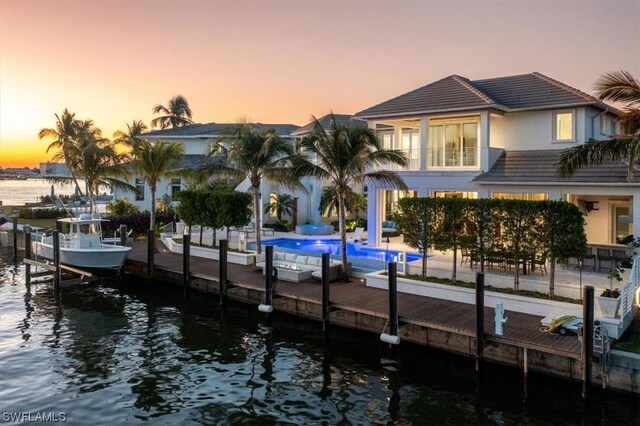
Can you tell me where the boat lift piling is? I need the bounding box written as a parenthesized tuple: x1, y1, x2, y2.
(12, 215, 18, 261)
(219, 239, 228, 307)
(321, 252, 331, 335)
(52, 230, 61, 290)
(475, 272, 485, 373)
(259, 246, 274, 314)
(582, 286, 594, 400)
(380, 261, 400, 346)
(147, 229, 154, 279)
(24, 229, 31, 284)
(119, 225, 127, 247)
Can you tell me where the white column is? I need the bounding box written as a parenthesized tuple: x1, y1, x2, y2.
(367, 189, 380, 247)
(480, 111, 491, 173)
(420, 116, 428, 171)
(633, 194, 640, 241)
(393, 125, 402, 151)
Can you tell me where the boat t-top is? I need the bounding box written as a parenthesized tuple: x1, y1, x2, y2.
(33, 213, 131, 270)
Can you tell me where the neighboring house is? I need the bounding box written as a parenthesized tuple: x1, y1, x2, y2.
(354, 72, 638, 247)
(40, 162, 71, 178)
(112, 122, 301, 221)
(291, 114, 369, 224)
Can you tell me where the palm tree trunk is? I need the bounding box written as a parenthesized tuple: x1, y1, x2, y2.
(150, 184, 156, 231)
(452, 242, 457, 283)
(253, 186, 262, 255)
(338, 192, 350, 278)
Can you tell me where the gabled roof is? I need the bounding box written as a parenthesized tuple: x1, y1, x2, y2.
(291, 113, 367, 136)
(142, 122, 300, 139)
(473, 150, 639, 185)
(356, 72, 619, 119)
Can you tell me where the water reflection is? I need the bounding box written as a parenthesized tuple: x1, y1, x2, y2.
(0, 247, 639, 425)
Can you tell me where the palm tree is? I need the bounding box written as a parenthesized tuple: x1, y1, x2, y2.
(113, 120, 147, 150)
(132, 140, 185, 230)
(151, 95, 194, 129)
(264, 193, 293, 221)
(558, 70, 640, 181)
(349, 192, 367, 219)
(71, 128, 133, 213)
(38, 109, 84, 195)
(293, 114, 408, 276)
(202, 125, 300, 254)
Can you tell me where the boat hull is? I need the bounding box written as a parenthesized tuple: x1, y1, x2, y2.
(33, 242, 131, 270)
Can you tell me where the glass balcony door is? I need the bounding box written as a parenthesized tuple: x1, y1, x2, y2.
(428, 121, 479, 169)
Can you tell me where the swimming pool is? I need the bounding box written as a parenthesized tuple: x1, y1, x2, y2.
(249, 238, 422, 262)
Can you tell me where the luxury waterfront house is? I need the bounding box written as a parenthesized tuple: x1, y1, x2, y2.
(354, 72, 638, 247)
(114, 72, 637, 251)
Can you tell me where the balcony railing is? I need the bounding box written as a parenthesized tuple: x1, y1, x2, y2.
(383, 149, 421, 171)
(428, 146, 479, 168)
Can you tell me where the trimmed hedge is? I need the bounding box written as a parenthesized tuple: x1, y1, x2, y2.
(102, 212, 175, 236)
(17, 208, 71, 219)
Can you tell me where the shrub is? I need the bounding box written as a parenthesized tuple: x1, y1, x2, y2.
(106, 198, 140, 215)
(263, 220, 292, 232)
(17, 208, 70, 219)
(102, 212, 175, 236)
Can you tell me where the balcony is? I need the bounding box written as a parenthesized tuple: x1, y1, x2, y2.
(384, 149, 421, 171)
(428, 146, 479, 169)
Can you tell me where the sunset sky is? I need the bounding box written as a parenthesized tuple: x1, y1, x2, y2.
(1, 0, 638, 167)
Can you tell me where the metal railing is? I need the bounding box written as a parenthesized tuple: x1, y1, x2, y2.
(620, 255, 639, 319)
(427, 146, 479, 168)
(385, 149, 421, 171)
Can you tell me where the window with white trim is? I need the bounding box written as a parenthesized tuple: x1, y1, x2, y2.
(600, 115, 609, 136)
(135, 178, 145, 201)
(553, 110, 575, 142)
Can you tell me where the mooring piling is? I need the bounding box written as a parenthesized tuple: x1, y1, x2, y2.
(147, 229, 154, 279)
(582, 285, 594, 400)
(219, 239, 228, 307)
(119, 225, 127, 247)
(259, 245, 274, 313)
(380, 261, 400, 345)
(12, 215, 18, 261)
(475, 272, 485, 373)
(24, 229, 31, 284)
(321, 252, 330, 334)
(52, 230, 61, 290)
(182, 233, 191, 291)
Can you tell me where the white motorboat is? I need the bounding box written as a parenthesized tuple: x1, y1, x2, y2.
(33, 214, 131, 270)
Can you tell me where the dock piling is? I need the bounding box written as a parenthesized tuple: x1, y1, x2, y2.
(259, 246, 274, 313)
(182, 233, 190, 291)
(119, 225, 127, 247)
(12, 215, 18, 261)
(147, 229, 154, 279)
(582, 286, 594, 400)
(52, 230, 61, 290)
(380, 261, 400, 345)
(475, 272, 485, 373)
(321, 253, 330, 334)
(219, 239, 228, 307)
(24, 229, 31, 284)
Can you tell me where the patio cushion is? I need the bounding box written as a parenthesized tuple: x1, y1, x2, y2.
(295, 255, 309, 264)
(275, 252, 285, 261)
(307, 257, 321, 267)
(285, 253, 297, 262)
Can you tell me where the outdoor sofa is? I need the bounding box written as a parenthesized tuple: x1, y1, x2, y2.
(255, 251, 343, 282)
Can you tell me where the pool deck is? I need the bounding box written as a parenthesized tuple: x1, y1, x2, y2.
(122, 239, 640, 394)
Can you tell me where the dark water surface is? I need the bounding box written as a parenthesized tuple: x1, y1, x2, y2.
(0, 247, 638, 425)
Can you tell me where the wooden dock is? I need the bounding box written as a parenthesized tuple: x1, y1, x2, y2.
(126, 240, 583, 363)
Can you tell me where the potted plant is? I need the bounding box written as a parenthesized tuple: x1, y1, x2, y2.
(597, 267, 624, 318)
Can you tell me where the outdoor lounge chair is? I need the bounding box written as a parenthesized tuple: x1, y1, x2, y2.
(347, 227, 366, 244)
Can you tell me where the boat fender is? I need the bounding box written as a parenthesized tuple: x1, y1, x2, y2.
(380, 333, 401, 345)
(258, 304, 273, 313)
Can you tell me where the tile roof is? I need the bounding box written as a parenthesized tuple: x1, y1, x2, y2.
(143, 122, 300, 139)
(291, 113, 367, 136)
(356, 72, 617, 119)
(473, 149, 639, 184)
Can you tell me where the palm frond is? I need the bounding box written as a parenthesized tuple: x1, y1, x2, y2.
(594, 70, 640, 106)
(557, 137, 638, 180)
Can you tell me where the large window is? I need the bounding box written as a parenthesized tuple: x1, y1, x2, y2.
(433, 191, 478, 199)
(613, 206, 630, 243)
(384, 190, 417, 221)
(135, 178, 145, 201)
(492, 192, 548, 201)
(553, 110, 575, 142)
(428, 119, 479, 168)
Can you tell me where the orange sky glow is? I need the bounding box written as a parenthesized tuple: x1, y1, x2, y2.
(1, 0, 638, 167)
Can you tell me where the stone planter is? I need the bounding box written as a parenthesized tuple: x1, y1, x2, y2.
(597, 296, 621, 318)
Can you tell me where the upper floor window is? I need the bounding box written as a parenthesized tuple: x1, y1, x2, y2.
(600, 115, 609, 136)
(135, 178, 145, 201)
(553, 110, 575, 142)
(428, 119, 479, 168)
(170, 178, 182, 197)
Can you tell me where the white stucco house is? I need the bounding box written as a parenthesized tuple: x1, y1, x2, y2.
(112, 122, 307, 225)
(352, 72, 638, 249)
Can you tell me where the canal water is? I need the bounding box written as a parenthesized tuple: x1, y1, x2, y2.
(0, 247, 638, 425)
